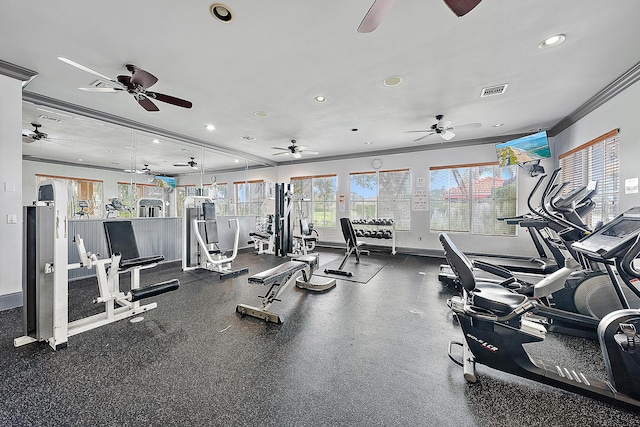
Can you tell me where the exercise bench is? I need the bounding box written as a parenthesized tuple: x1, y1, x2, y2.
(324, 217, 369, 277)
(236, 254, 336, 324)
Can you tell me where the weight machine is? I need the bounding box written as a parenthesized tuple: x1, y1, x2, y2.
(182, 196, 249, 280)
(15, 180, 179, 351)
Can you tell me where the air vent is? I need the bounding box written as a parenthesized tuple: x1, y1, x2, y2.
(481, 84, 508, 97)
(90, 79, 120, 89)
(37, 114, 62, 123)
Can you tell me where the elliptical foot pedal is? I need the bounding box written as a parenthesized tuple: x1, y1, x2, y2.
(236, 304, 283, 324)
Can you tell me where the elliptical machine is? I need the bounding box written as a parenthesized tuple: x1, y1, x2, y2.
(443, 207, 640, 410)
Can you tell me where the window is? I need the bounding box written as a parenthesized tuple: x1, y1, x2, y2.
(176, 183, 228, 217)
(430, 163, 518, 236)
(234, 180, 267, 216)
(215, 183, 229, 216)
(117, 181, 173, 217)
(559, 129, 619, 228)
(291, 175, 337, 228)
(36, 174, 104, 218)
(349, 169, 411, 230)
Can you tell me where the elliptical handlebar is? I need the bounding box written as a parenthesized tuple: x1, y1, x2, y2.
(620, 233, 640, 279)
(527, 173, 548, 215)
(538, 168, 590, 234)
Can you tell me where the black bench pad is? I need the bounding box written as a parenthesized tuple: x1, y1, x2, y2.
(120, 255, 165, 269)
(248, 261, 306, 287)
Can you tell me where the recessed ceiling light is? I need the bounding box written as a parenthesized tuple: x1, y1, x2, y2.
(255, 111, 269, 118)
(492, 123, 504, 127)
(539, 34, 566, 49)
(77, 158, 83, 161)
(364, 141, 372, 145)
(234, 159, 240, 163)
(314, 96, 327, 103)
(383, 75, 403, 87)
(152, 138, 160, 143)
(205, 124, 215, 131)
(210, 3, 233, 22)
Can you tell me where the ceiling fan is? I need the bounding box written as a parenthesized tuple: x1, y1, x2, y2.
(358, 0, 482, 33)
(406, 114, 481, 142)
(124, 164, 154, 175)
(58, 57, 193, 112)
(22, 122, 71, 145)
(22, 122, 48, 142)
(272, 140, 319, 159)
(173, 157, 199, 169)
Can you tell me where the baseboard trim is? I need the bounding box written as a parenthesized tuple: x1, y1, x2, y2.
(0, 292, 23, 311)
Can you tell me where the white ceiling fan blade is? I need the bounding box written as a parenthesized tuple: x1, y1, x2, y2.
(78, 87, 124, 92)
(405, 130, 430, 133)
(296, 145, 307, 151)
(22, 129, 36, 137)
(303, 150, 320, 155)
(441, 130, 456, 141)
(440, 120, 452, 129)
(271, 147, 289, 151)
(58, 57, 116, 82)
(173, 163, 189, 167)
(272, 152, 290, 156)
(292, 152, 302, 159)
(413, 133, 435, 142)
(358, 0, 398, 33)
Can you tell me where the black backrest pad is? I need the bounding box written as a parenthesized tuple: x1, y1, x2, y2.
(203, 202, 219, 244)
(340, 217, 357, 247)
(300, 218, 310, 236)
(104, 221, 141, 260)
(439, 233, 476, 292)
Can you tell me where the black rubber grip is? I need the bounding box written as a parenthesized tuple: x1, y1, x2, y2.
(130, 279, 180, 302)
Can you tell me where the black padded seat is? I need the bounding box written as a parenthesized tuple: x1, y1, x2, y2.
(119, 255, 165, 269)
(471, 287, 528, 316)
(248, 261, 306, 287)
(293, 254, 319, 270)
(249, 231, 272, 239)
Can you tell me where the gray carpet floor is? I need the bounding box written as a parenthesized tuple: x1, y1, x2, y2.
(1, 248, 638, 426)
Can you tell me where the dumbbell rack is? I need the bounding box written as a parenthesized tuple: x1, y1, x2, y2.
(351, 219, 396, 255)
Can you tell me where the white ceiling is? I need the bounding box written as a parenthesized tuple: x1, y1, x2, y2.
(3, 1, 640, 176)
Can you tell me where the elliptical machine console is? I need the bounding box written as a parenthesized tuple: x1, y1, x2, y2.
(444, 206, 640, 410)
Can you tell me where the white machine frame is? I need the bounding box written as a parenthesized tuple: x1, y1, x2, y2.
(15, 180, 178, 350)
(182, 196, 248, 279)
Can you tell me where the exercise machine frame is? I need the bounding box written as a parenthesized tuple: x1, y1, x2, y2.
(15, 180, 178, 350)
(236, 253, 336, 324)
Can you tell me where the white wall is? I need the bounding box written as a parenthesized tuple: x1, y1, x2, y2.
(0, 74, 23, 306)
(181, 144, 553, 256)
(554, 80, 640, 212)
(22, 160, 173, 213)
(11, 78, 639, 305)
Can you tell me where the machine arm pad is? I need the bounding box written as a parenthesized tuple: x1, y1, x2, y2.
(130, 279, 180, 302)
